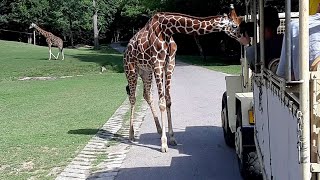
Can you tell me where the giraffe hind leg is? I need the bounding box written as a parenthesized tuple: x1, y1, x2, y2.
(126, 73, 138, 141)
(56, 48, 62, 60)
(61, 48, 64, 60)
(166, 39, 177, 146)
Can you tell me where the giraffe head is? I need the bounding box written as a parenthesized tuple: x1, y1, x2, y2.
(228, 4, 243, 25)
(220, 4, 242, 39)
(29, 23, 37, 29)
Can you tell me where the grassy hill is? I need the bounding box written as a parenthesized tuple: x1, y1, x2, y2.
(0, 40, 128, 180)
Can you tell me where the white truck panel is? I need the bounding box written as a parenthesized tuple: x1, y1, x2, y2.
(226, 75, 243, 133)
(267, 88, 301, 180)
(254, 82, 272, 179)
(235, 92, 253, 126)
(254, 81, 302, 180)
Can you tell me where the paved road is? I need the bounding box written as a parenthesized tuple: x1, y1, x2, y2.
(115, 56, 243, 180)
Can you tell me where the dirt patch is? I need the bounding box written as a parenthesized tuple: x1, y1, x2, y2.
(18, 77, 57, 81)
(21, 161, 34, 171)
(27, 176, 37, 180)
(47, 167, 62, 177)
(0, 164, 10, 171)
(18, 75, 85, 81)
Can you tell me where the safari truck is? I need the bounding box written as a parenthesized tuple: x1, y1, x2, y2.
(221, 0, 320, 179)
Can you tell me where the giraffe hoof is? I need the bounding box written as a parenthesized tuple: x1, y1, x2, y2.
(129, 135, 135, 142)
(161, 144, 168, 153)
(169, 137, 177, 146)
(129, 130, 135, 141)
(157, 128, 162, 135)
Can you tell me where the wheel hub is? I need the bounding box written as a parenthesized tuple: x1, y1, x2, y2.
(235, 126, 242, 159)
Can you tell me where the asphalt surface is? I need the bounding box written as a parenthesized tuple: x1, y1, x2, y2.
(113, 51, 243, 180)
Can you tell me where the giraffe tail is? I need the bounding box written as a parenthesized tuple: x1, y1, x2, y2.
(126, 85, 130, 95)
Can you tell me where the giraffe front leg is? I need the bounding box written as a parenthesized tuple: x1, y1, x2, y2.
(49, 48, 52, 60)
(56, 52, 60, 60)
(154, 70, 168, 153)
(160, 97, 168, 152)
(51, 52, 57, 59)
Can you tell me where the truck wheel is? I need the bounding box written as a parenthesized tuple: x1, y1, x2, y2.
(221, 92, 235, 148)
(241, 151, 262, 179)
(236, 108, 262, 180)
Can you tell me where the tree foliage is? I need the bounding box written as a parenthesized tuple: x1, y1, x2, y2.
(0, 0, 290, 56)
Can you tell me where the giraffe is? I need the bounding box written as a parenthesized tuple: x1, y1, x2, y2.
(123, 9, 241, 153)
(29, 23, 64, 60)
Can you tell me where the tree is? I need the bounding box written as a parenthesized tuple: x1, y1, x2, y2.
(93, 0, 99, 48)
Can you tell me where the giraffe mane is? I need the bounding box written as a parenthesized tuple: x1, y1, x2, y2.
(155, 12, 225, 21)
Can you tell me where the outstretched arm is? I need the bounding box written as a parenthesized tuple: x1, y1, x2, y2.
(238, 32, 256, 70)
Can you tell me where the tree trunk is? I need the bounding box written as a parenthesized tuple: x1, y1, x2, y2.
(69, 18, 74, 47)
(70, 30, 74, 47)
(193, 34, 206, 61)
(93, 0, 99, 49)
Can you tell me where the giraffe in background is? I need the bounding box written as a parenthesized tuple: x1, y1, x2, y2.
(123, 7, 241, 152)
(29, 23, 64, 60)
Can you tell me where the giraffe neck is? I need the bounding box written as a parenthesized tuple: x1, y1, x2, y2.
(34, 25, 49, 38)
(154, 12, 239, 39)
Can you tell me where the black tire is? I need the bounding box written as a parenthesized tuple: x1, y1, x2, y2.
(221, 92, 235, 148)
(242, 151, 262, 180)
(236, 107, 262, 180)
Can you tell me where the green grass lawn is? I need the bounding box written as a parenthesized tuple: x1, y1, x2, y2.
(0, 40, 123, 81)
(0, 40, 128, 179)
(177, 55, 241, 75)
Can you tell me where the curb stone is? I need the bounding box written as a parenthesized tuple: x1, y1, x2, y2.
(55, 98, 149, 180)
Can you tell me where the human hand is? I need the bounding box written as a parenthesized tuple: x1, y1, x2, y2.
(238, 32, 250, 46)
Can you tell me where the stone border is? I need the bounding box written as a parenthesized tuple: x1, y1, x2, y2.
(55, 98, 148, 180)
(18, 75, 84, 81)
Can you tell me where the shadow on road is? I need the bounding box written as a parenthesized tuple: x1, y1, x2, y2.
(69, 125, 242, 180)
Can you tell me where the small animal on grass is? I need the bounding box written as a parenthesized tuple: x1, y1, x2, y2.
(29, 23, 64, 60)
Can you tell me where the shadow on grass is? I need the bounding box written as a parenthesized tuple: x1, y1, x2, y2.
(13, 57, 50, 61)
(68, 129, 101, 135)
(68, 48, 125, 73)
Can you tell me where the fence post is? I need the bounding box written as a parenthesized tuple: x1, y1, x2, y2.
(28, 33, 32, 44)
(33, 30, 36, 45)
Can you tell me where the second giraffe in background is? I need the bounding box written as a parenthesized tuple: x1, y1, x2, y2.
(29, 23, 64, 60)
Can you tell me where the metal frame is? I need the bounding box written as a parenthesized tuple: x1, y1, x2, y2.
(285, 0, 292, 81)
(298, 0, 310, 179)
